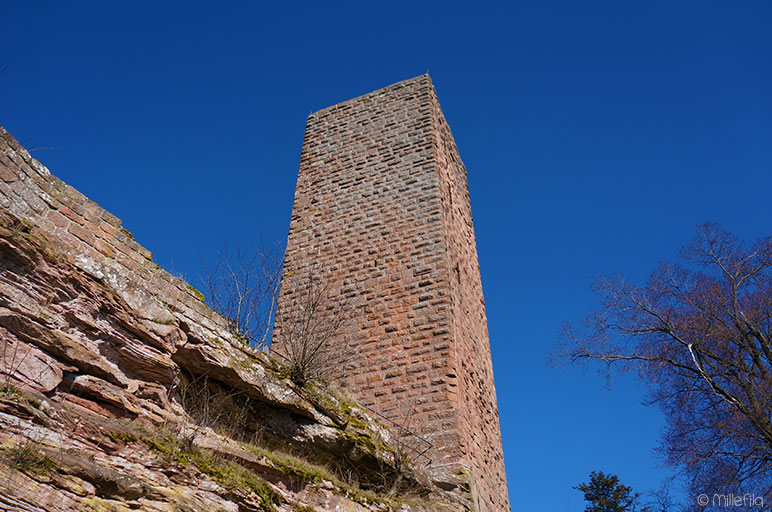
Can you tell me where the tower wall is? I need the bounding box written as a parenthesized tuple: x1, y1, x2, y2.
(274, 75, 508, 511)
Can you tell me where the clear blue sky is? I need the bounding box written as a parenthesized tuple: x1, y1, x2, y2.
(2, 2, 771, 509)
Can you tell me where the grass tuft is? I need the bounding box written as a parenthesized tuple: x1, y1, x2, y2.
(8, 441, 55, 475)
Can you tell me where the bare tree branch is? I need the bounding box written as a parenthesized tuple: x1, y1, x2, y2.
(271, 272, 356, 387)
(201, 242, 283, 350)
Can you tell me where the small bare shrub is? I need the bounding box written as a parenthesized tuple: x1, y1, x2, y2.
(272, 274, 356, 387)
(1, 337, 31, 394)
(173, 372, 254, 447)
(202, 243, 283, 349)
(382, 399, 433, 495)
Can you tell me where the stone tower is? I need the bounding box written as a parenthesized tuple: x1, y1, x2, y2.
(273, 75, 508, 511)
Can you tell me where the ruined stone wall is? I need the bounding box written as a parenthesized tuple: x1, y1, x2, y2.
(0, 124, 473, 511)
(274, 75, 509, 511)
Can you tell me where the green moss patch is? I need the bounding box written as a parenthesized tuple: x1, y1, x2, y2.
(6, 442, 56, 475)
(241, 443, 336, 485)
(0, 385, 43, 410)
(239, 440, 389, 508)
(186, 284, 206, 303)
(119, 226, 134, 240)
(140, 427, 281, 511)
(109, 431, 138, 444)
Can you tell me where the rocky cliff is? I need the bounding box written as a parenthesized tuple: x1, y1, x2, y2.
(0, 125, 472, 512)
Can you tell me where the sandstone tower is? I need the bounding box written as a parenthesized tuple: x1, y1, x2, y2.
(273, 75, 508, 511)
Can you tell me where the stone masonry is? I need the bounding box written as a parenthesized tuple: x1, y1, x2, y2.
(273, 75, 509, 511)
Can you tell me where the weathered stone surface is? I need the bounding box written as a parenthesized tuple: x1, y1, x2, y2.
(63, 374, 141, 415)
(42, 447, 148, 500)
(0, 338, 63, 392)
(171, 338, 331, 424)
(0, 308, 130, 388)
(0, 466, 86, 512)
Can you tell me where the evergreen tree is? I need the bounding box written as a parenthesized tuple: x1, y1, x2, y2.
(575, 471, 638, 512)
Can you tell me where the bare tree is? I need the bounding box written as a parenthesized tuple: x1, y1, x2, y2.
(639, 479, 679, 512)
(202, 243, 283, 349)
(271, 273, 355, 387)
(556, 222, 772, 497)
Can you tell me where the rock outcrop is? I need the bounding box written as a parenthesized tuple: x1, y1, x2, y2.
(0, 125, 472, 511)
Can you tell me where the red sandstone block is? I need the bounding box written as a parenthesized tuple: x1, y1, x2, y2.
(59, 205, 85, 226)
(0, 163, 18, 183)
(128, 250, 147, 266)
(45, 174, 67, 194)
(94, 239, 116, 259)
(46, 209, 69, 229)
(83, 200, 103, 223)
(68, 222, 94, 245)
(114, 228, 132, 246)
(4, 148, 22, 168)
(99, 221, 117, 238)
(63, 185, 87, 206)
(20, 187, 47, 215)
(116, 251, 136, 272)
(100, 209, 121, 228)
(383, 368, 402, 379)
(37, 218, 55, 234)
